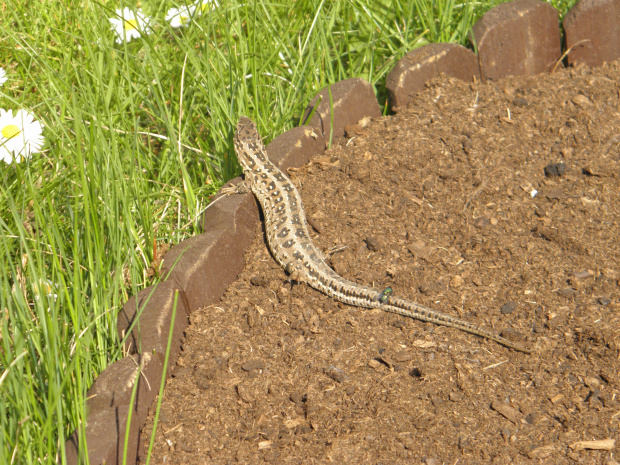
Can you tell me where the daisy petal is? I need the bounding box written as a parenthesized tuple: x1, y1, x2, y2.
(166, 5, 196, 28)
(0, 109, 45, 163)
(109, 7, 151, 44)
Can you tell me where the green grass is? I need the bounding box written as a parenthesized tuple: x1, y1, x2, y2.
(0, 0, 577, 463)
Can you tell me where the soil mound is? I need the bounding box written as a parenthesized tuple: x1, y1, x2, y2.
(142, 62, 620, 464)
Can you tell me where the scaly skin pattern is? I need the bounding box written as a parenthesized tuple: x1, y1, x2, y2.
(233, 116, 530, 353)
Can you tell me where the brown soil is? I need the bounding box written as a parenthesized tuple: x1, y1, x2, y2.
(141, 63, 620, 464)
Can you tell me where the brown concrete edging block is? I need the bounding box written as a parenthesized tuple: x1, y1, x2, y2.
(471, 0, 562, 81)
(266, 125, 325, 170)
(165, 190, 260, 312)
(564, 0, 620, 67)
(301, 77, 382, 146)
(66, 408, 140, 465)
(386, 43, 480, 111)
(65, 353, 163, 465)
(117, 280, 190, 370)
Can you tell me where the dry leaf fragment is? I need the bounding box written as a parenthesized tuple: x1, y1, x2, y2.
(490, 400, 522, 424)
(529, 444, 556, 459)
(569, 438, 615, 451)
(549, 393, 564, 404)
(408, 240, 433, 261)
(412, 339, 437, 349)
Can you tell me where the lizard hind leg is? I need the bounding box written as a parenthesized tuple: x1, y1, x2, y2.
(285, 263, 306, 284)
(219, 179, 251, 196)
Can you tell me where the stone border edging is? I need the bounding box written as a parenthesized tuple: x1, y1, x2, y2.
(64, 0, 620, 463)
(563, 0, 620, 68)
(386, 43, 480, 110)
(472, 0, 562, 82)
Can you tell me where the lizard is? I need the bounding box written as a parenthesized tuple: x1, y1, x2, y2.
(233, 116, 531, 354)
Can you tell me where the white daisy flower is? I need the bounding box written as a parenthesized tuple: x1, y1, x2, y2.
(109, 7, 151, 44)
(0, 109, 44, 163)
(279, 52, 293, 75)
(166, 5, 195, 28)
(34, 279, 58, 301)
(194, 0, 219, 16)
(0, 68, 7, 86)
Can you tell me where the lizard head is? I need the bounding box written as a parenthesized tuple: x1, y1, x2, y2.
(234, 116, 268, 173)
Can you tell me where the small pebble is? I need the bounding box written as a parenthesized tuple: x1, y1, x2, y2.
(500, 301, 517, 315)
(558, 288, 577, 299)
(544, 162, 566, 177)
(513, 97, 528, 107)
(250, 276, 268, 287)
(450, 275, 464, 288)
(573, 269, 594, 280)
(535, 208, 547, 217)
(474, 216, 490, 228)
(462, 138, 473, 154)
(585, 376, 601, 388)
(241, 358, 265, 372)
(365, 236, 381, 252)
(597, 296, 611, 306)
(324, 366, 348, 383)
(525, 412, 540, 425)
(236, 384, 254, 403)
(572, 94, 593, 108)
(289, 392, 304, 404)
(394, 350, 413, 362)
(399, 436, 415, 450)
